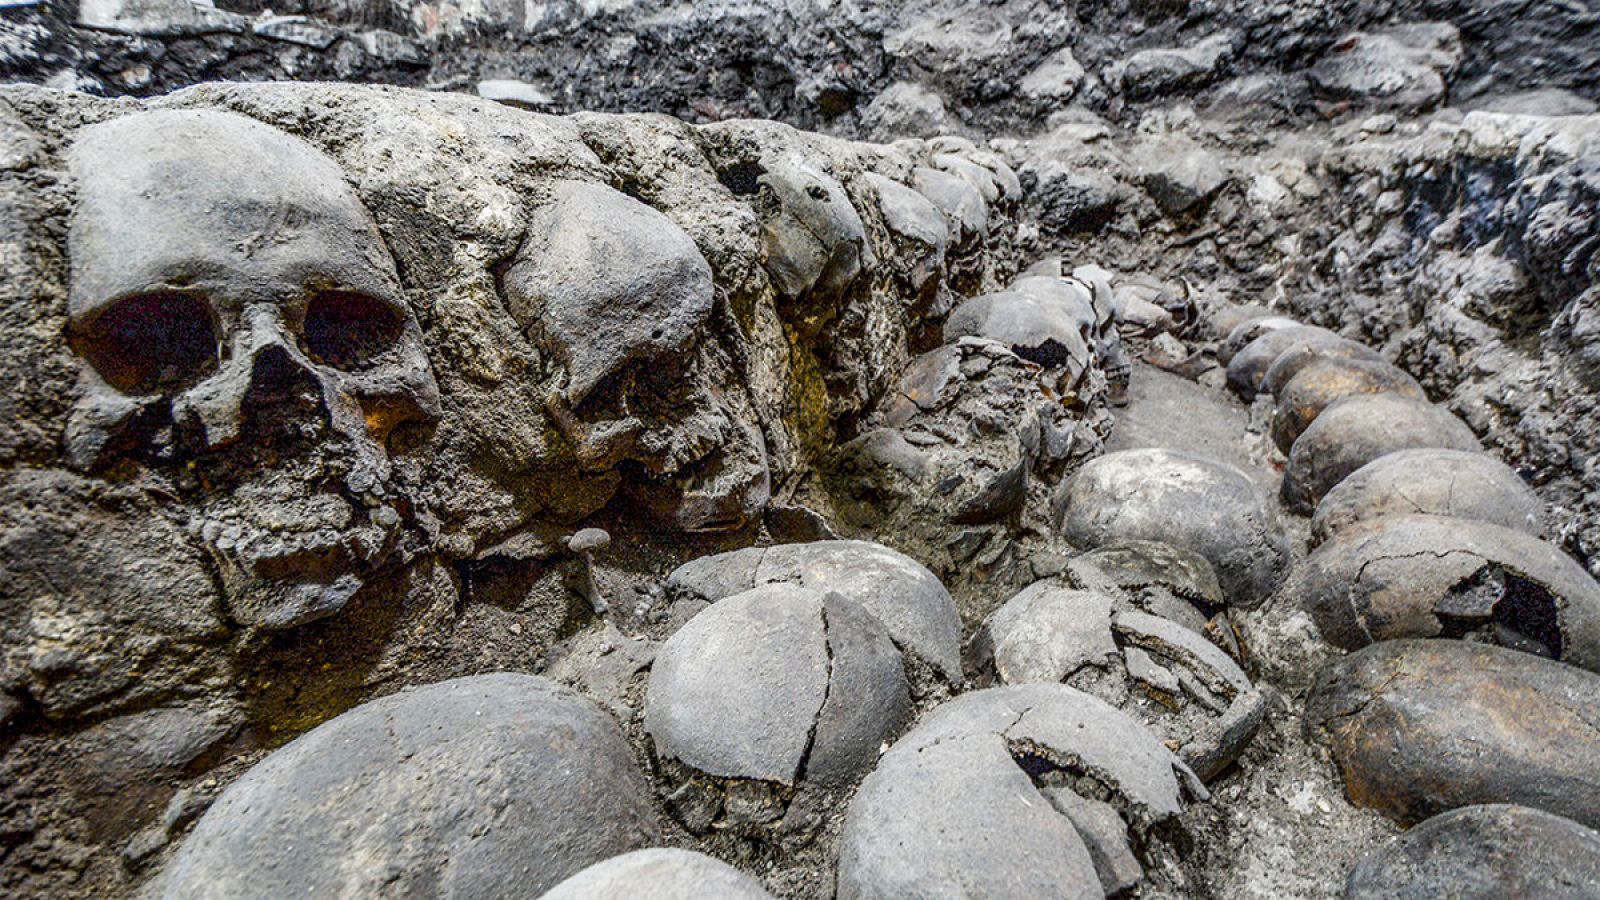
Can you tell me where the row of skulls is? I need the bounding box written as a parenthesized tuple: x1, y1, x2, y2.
(54, 107, 812, 631)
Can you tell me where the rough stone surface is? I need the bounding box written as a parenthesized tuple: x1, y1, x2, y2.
(1056, 448, 1289, 606)
(1345, 804, 1600, 900)
(1311, 448, 1545, 544)
(1282, 393, 1482, 513)
(1306, 639, 1600, 830)
(157, 674, 657, 898)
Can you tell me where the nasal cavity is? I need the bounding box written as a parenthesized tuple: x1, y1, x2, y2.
(245, 343, 324, 420)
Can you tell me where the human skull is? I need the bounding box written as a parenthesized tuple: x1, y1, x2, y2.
(64, 109, 440, 628)
(500, 178, 770, 533)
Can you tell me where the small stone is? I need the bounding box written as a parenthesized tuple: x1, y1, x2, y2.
(76, 0, 245, 37)
(476, 79, 553, 109)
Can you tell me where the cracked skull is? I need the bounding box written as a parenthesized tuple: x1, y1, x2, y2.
(64, 109, 440, 629)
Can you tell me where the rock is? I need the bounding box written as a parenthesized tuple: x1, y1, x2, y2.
(1306, 639, 1600, 829)
(253, 15, 339, 49)
(76, 0, 245, 37)
(501, 179, 714, 405)
(476, 79, 554, 109)
(542, 848, 773, 900)
(1470, 89, 1599, 117)
(1308, 24, 1462, 113)
(1029, 164, 1126, 235)
(974, 584, 1119, 684)
(858, 82, 953, 140)
(1137, 137, 1229, 219)
(1225, 324, 1341, 399)
(1145, 332, 1193, 372)
(1120, 32, 1235, 99)
(1296, 514, 1600, 671)
(838, 683, 1191, 900)
(1281, 393, 1481, 513)
(353, 29, 426, 66)
(157, 674, 656, 898)
(1270, 356, 1427, 453)
(1259, 336, 1386, 397)
(1311, 448, 1544, 545)
(757, 156, 869, 298)
(1019, 47, 1086, 104)
(1055, 448, 1289, 606)
(665, 539, 962, 680)
(913, 165, 989, 244)
(882, 8, 1015, 80)
(646, 584, 909, 789)
(943, 290, 1091, 376)
(1345, 805, 1600, 899)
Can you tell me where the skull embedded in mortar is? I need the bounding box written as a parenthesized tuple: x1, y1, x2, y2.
(63, 109, 441, 629)
(499, 179, 771, 533)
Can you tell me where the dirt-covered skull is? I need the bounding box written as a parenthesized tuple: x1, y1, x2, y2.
(501, 179, 769, 533)
(64, 109, 440, 628)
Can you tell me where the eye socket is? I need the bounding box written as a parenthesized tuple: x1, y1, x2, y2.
(301, 290, 406, 370)
(74, 291, 219, 395)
